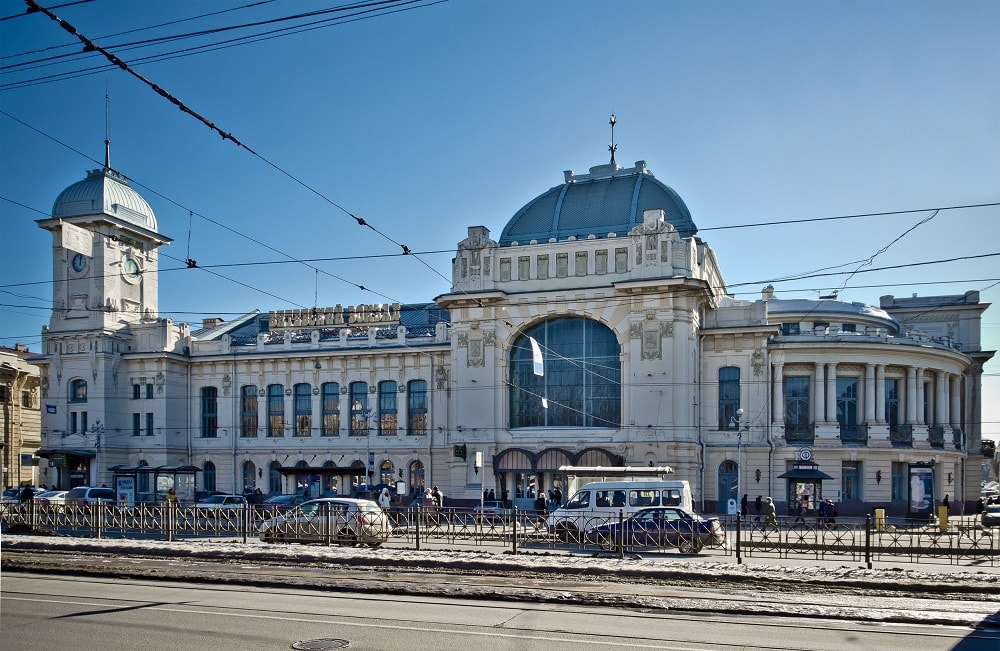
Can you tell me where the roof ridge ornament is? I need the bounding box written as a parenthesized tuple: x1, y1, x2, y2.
(608, 113, 618, 166)
(104, 83, 111, 172)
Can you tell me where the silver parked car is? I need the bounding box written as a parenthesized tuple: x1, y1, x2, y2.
(259, 498, 390, 547)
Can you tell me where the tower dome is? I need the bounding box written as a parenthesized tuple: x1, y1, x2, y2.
(52, 168, 157, 232)
(498, 160, 696, 246)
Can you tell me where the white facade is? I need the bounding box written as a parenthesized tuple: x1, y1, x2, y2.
(33, 159, 993, 516)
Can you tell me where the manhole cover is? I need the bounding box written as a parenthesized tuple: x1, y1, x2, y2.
(291, 639, 351, 650)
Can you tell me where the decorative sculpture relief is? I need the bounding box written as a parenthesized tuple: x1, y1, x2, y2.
(642, 329, 661, 360)
(751, 349, 765, 376)
(435, 365, 449, 389)
(660, 322, 674, 338)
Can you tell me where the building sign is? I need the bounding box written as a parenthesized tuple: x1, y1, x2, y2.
(49, 453, 66, 468)
(268, 303, 401, 330)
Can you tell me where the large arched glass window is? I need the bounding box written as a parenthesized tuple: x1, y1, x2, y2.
(203, 461, 217, 492)
(267, 384, 284, 437)
(378, 381, 397, 436)
(509, 318, 620, 428)
(294, 383, 311, 436)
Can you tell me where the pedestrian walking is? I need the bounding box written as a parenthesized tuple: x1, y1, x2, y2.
(19, 485, 34, 504)
(378, 487, 391, 510)
(976, 498, 985, 514)
(533, 493, 547, 529)
(741, 493, 748, 515)
(763, 497, 778, 527)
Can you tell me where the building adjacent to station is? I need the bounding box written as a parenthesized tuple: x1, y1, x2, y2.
(31, 155, 993, 517)
(1, 344, 41, 489)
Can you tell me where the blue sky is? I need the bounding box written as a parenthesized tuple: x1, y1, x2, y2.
(1, 0, 997, 441)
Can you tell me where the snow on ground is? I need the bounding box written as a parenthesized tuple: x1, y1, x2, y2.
(3, 533, 998, 590)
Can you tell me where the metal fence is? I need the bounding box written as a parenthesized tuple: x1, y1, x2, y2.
(2, 502, 996, 567)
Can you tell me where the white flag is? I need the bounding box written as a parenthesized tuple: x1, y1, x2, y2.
(61, 221, 92, 256)
(529, 336, 544, 376)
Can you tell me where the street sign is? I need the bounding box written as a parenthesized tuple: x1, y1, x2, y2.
(368, 451, 374, 468)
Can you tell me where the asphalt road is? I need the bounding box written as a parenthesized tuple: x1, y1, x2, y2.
(3, 572, 997, 651)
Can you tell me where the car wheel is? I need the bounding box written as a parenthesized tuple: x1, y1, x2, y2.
(678, 539, 703, 554)
(555, 523, 577, 543)
(338, 527, 358, 546)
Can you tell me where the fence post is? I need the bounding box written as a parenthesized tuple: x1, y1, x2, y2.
(618, 508, 625, 560)
(322, 501, 332, 546)
(512, 507, 518, 555)
(414, 505, 421, 551)
(736, 511, 742, 564)
(242, 501, 249, 545)
(865, 514, 872, 569)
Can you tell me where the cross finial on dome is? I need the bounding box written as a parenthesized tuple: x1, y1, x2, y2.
(608, 114, 618, 166)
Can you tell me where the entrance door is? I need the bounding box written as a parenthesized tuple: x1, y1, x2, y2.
(718, 460, 738, 514)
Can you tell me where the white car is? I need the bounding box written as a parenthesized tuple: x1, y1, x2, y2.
(35, 490, 68, 511)
(260, 498, 390, 547)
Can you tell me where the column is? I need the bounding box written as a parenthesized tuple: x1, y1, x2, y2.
(826, 363, 837, 423)
(814, 362, 825, 425)
(875, 365, 886, 424)
(950, 373, 961, 429)
(936, 371, 948, 426)
(905, 367, 917, 425)
(865, 364, 876, 424)
(916, 368, 925, 425)
(772, 362, 784, 426)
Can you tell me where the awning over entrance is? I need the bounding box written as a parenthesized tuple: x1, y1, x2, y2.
(35, 448, 96, 458)
(108, 464, 201, 473)
(276, 465, 347, 475)
(778, 461, 833, 480)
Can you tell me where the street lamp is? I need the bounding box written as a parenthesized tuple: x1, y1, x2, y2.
(353, 401, 373, 488)
(731, 408, 744, 513)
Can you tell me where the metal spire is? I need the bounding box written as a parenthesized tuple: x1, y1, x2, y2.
(104, 83, 111, 171)
(608, 114, 617, 166)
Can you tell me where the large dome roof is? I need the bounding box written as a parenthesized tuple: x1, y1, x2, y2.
(52, 168, 157, 232)
(499, 160, 696, 246)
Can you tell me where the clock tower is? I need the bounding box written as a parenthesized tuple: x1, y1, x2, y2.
(37, 163, 171, 333)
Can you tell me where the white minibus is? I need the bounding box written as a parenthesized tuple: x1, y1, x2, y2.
(546, 479, 694, 541)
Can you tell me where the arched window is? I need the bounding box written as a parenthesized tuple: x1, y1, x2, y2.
(267, 384, 284, 437)
(350, 382, 368, 436)
(242, 460, 256, 492)
(321, 382, 340, 436)
(509, 318, 620, 428)
(69, 379, 87, 403)
(408, 460, 425, 496)
(718, 367, 740, 430)
(241, 385, 258, 437)
(378, 381, 397, 436)
(203, 461, 217, 492)
(407, 380, 427, 436)
(379, 459, 395, 486)
(294, 383, 311, 436)
(268, 461, 282, 494)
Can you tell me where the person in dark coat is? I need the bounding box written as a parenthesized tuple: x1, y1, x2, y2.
(754, 495, 763, 516)
(976, 498, 985, 514)
(19, 485, 34, 503)
(533, 493, 547, 528)
(741, 493, 748, 515)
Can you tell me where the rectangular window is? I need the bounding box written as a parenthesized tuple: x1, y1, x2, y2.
(718, 367, 740, 430)
(556, 253, 568, 278)
(614, 247, 628, 273)
(321, 382, 340, 436)
(842, 461, 861, 501)
(146, 383, 154, 399)
(537, 255, 549, 280)
(133, 384, 141, 400)
(782, 323, 800, 335)
(595, 249, 608, 274)
(132, 413, 141, 436)
(70, 412, 78, 436)
(267, 384, 284, 437)
(407, 380, 428, 436)
(350, 382, 368, 436)
(836, 378, 859, 427)
(784, 377, 810, 427)
(21, 391, 30, 408)
(575, 251, 587, 276)
(80, 411, 87, 435)
(841, 323, 856, 332)
(241, 385, 258, 437)
(146, 412, 154, 436)
(923, 382, 931, 425)
(885, 379, 899, 431)
(201, 387, 218, 438)
(378, 381, 398, 435)
(518, 256, 530, 280)
(294, 383, 311, 436)
(499, 257, 511, 281)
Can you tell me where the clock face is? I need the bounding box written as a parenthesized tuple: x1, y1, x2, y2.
(71, 253, 88, 273)
(122, 257, 141, 281)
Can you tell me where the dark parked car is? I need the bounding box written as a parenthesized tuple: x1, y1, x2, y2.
(586, 507, 725, 554)
(261, 494, 307, 513)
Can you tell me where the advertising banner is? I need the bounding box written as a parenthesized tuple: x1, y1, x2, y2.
(908, 464, 934, 518)
(116, 476, 136, 507)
